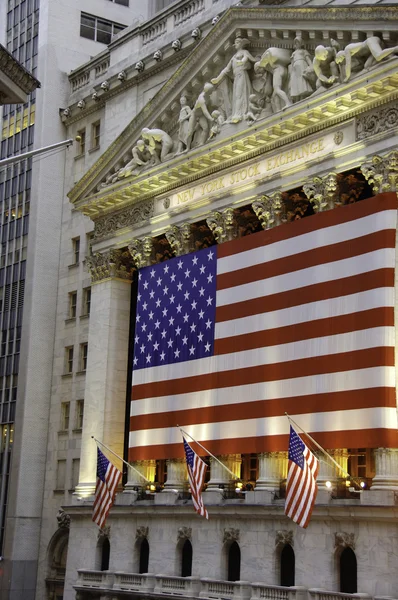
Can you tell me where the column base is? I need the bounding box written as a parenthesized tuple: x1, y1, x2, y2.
(74, 482, 96, 499)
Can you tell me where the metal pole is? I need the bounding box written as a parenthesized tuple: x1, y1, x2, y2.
(91, 436, 151, 482)
(0, 138, 74, 169)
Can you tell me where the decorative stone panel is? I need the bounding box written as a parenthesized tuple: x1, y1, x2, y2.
(357, 104, 398, 141)
(223, 528, 240, 544)
(275, 530, 293, 547)
(93, 199, 154, 242)
(335, 532, 355, 550)
(86, 249, 135, 283)
(136, 526, 149, 540)
(177, 526, 192, 541)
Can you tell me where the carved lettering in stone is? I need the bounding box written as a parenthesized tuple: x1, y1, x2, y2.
(360, 150, 398, 194)
(275, 530, 293, 547)
(252, 191, 285, 230)
(165, 223, 193, 256)
(136, 526, 149, 540)
(206, 208, 237, 243)
(56, 508, 70, 529)
(93, 200, 155, 242)
(357, 105, 398, 141)
(86, 249, 135, 283)
(128, 237, 153, 269)
(303, 172, 339, 212)
(223, 528, 240, 544)
(177, 526, 192, 541)
(335, 532, 355, 550)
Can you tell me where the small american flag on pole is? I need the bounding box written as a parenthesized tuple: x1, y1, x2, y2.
(285, 425, 319, 528)
(92, 447, 122, 530)
(183, 437, 209, 519)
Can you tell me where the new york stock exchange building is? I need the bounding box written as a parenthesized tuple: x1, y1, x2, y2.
(40, 1, 398, 599)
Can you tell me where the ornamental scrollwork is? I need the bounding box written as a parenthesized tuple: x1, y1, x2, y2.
(93, 200, 155, 242)
(303, 172, 339, 212)
(165, 223, 193, 257)
(136, 526, 149, 540)
(357, 105, 398, 141)
(206, 208, 237, 243)
(360, 150, 398, 194)
(128, 237, 153, 269)
(252, 191, 285, 230)
(275, 530, 293, 547)
(86, 249, 135, 283)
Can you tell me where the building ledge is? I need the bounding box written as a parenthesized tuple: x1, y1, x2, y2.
(0, 44, 40, 105)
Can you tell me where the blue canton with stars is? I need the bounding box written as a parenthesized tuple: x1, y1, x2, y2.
(96, 448, 110, 483)
(133, 246, 217, 370)
(288, 426, 305, 470)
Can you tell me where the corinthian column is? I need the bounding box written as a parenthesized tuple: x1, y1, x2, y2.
(205, 454, 241, 491)
(252, 191, 285, 229)
(206, 208, 237, 242)
(256, 452, 287, 491)
(360, 150, 398, 194)
(75, 249, 134, 498)
(303, 172, 339, 212)
(163, 458, 187, 491)
(316, 449, 348, 490)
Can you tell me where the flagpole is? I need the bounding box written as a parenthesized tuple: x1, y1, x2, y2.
(178, 425, 240, 481)
(285, 413, 350, 479)
(91, 436, 151, 482)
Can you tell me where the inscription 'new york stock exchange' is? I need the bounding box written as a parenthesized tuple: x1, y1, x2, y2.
(164, 126, 351, 212)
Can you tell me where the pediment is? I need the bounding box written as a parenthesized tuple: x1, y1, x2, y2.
(69, 5, 398, 215)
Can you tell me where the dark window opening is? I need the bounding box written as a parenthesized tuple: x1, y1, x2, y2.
(340, 547, 357, 593)
(280, 544, 295, 587)
(227, 541, 240, 582)
(139, 538, 149, 574)
(181, 539, 192, 577)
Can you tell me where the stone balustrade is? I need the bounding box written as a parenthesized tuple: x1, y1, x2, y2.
(74, 572, 384, 600)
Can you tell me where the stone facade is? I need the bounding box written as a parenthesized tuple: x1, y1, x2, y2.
(14, 2, 398, 600)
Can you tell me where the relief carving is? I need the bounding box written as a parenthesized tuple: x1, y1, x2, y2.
(335, 532, 355, 550)
(275, 530, 293, 547)
(303, 172, 339, 212)
(252, 191, 285, 229)
(98, 525, 110, 540)
(360, 150, 398, 193)
(165, 223, 193, 256)
(136, 526, 149, 540)
(223, 528, 240, 543)
(93, 200, 154, 241)
(206, 208, 237, 243)
(177, 526, 192, 541)
(357, 105, 398, 141)
(128, 237, 153, 269)
(56, 508, 70, 529)
(86, 249, 135, 283)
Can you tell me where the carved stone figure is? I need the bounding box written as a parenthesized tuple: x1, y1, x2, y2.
(211, 37, 257, 123)
(117, 139, 152, 178)
(334, 36, 398, 82)
(56, 508, 70, 529)
(141, 127, 174, 164)
(209, 110, 225, 138)
(176, 95, 192, 154)
(289, 38, 314, 102)
(185, 82, 215, 150)
(255, 47, 291, 111)
(246, 94, 263, 122)
(312, 40, 340, 92)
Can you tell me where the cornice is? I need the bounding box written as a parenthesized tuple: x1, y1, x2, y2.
(0, 44, 40, 93)
(73, 70, 398, 219)
(68, 4, 398, 206)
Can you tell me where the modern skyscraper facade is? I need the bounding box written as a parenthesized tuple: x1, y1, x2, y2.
(2, 1, 398, 599)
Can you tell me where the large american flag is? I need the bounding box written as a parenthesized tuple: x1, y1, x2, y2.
(183, 437, 209, 519)
(92, 447, 122, 530)
(285, 426, 319, 528)
(129, 193, 398, 461)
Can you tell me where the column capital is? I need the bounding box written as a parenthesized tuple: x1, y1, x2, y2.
(165, 223, 193, 256)
(252, 191, 285, 229)
(86, 248, 134, 284)
(361, 150, 398, 194)
(303, 172, 339, 212)
(206, 208, 237, 243)
(128, 236, 153, 268)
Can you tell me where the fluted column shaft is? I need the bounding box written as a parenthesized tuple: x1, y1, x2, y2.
(256, 452, 288, 491)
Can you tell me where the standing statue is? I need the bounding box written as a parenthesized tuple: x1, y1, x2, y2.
(176, 95, 192, 154)
(289, 38, 314, 102)
(255, 47, 292, 111)
(117, 139, 152, 178)
(211, 37, 257, 123)
(185, 83, 215, 150)
(334, 36, 398, 82)
(141, 127, 174, 163)
(313, 40, 340, 92)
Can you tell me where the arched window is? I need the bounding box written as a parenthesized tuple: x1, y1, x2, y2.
(46, 529, 69, 600)
(228, 541, 241, 582)
(280, 544, 295, 587)
(139, 538, 149, 574)
(181, 539, 192, 577)
(340, 547, 357, 593)
(101, 538, 110, 571)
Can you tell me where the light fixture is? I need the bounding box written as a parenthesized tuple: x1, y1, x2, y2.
(360, 481, 366, 489)
(345, 480, 351, 487)
(325, 480, 332, 489)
